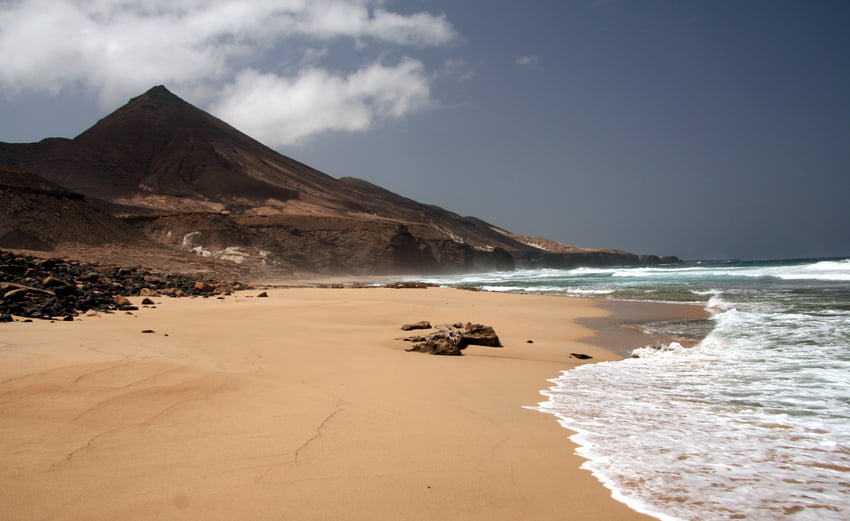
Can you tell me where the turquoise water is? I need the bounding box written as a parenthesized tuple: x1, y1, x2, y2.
(409, 258, 850, 521)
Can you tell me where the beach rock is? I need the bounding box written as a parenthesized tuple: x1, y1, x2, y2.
(4, 287, 42, 301)
(406, 325, 464, 355)
(141, 297, 156, 305)
(257, 291, 268, 298)
(194, 281, 216, 293)
(35, 258, 56, 270)
(405, 323, 502, 355)
(401, 320, 431, 331)
(113, 295, 133, 307)
(214, 282, 233, 295)
(0, 250, 255, 320)
(0, 264, 28, 275)
(76, 272, 102, 282)
(383, 281, 434, 289)
(42, 275, 71, 287)
(571, 353, 593, 360)
(460, 323, 502, 347)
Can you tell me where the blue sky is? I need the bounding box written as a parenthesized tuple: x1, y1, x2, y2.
(1, 0, 848, 260)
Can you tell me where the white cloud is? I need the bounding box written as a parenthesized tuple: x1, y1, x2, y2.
(212, 59, 430, 146)
(437, 58, 475, 82)
(0, 0, 456, 144)
(515, 55, 540, 66)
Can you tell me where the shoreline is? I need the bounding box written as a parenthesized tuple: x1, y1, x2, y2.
(0, 287, 700, 520)
(579, 299, 712, 357)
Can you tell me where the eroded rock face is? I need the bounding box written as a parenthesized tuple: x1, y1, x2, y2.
(404, 322, 502, 355)
(460, 323, 502, 347)
(405, 325, 465, 356)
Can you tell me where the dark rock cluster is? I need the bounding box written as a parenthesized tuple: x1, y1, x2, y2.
(0, 250, 252, 321)
(401, 322, 503, 356)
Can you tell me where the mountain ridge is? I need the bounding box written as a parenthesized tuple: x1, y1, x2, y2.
(0, 86, 679, 276)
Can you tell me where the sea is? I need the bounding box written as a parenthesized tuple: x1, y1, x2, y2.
(406, 258, 850, 521)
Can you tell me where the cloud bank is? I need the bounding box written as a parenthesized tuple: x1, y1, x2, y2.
(213, 59, 430, 146)
(0, 0, 457, 146)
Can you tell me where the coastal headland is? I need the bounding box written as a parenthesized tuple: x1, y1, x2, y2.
(0, 284, 705, 521)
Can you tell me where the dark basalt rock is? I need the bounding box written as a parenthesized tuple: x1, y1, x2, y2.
(0, 249, 252, 321)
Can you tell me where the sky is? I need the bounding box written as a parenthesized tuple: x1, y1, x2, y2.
(1, 0, 848, 261)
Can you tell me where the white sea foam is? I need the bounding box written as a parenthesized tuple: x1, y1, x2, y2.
(588, 260, 850, 283)
(532, 294, 850, 520)
(431, 258, 850, 520)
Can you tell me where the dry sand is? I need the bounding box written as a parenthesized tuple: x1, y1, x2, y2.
(0, 287, 701, 521)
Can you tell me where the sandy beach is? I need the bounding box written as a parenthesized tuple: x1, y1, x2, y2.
(0, 287, 703, 521)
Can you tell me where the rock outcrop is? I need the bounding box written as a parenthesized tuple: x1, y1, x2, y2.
(403, 322, 503, 356)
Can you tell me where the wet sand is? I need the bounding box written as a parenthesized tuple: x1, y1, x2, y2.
(0, 287, 698, 520)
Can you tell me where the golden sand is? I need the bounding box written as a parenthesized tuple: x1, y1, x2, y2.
(0, 288, 686, 520)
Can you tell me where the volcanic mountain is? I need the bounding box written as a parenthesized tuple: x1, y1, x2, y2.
(0, 86, 678, 276)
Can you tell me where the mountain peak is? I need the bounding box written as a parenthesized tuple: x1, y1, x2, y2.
(85, 85, 204, 133)
(126, 85, 186, 110)
(145, 84, 171, 95)
(0, 85, 676, 275)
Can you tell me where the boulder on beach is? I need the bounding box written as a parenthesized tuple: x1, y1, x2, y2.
(460, 323, 502, 347)
(404, 322, 503, 355)
(405, 325, 465, 355)
(113, 295, 133, 307)
(401, 320, 431, 331)
(194, 281, 216, 293)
